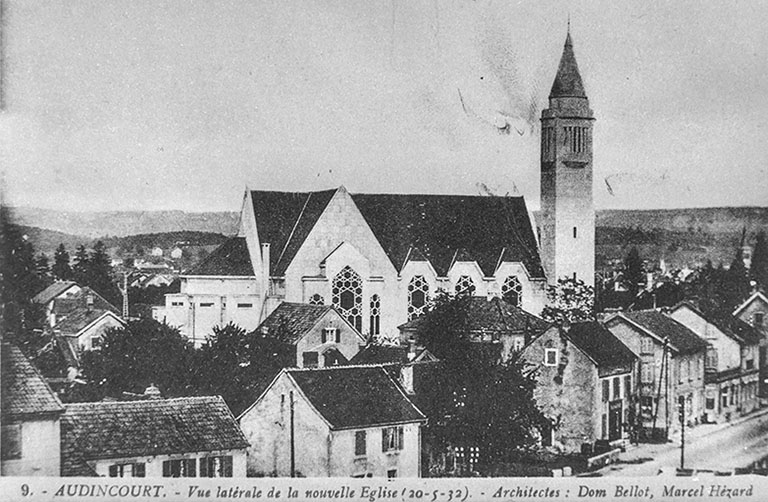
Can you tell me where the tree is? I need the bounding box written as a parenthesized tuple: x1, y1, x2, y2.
(623, 247, 644, 296)
(0, 206, 48, 356)
(79, 318, 196, 399)
(35, 254, 51, 285)
(541, 277, 595, 326)
(191, 323, 294, 416)
(88, 240, 122, 306)
(72, 244, 90, 284)
(415, 292, 548, 470)
(752, 231, 768, 290)
(52, 243, 73, 280)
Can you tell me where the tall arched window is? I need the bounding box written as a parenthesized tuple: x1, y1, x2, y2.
(501, 276, 523, 307)
(407, 276, 429, 321)
(308, 293, 324, 305)
(332, 266, 362, 332)
(369, 295, 381, 336)
(455, 275, 475, 296)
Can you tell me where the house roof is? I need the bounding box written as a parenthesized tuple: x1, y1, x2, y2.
(621, 310, 709, 355)
(250, 188, 544, 278)
(32, 281, 78, 305)
(186, 237, 254, 276)
(671, 301, 761, 346)
(60, 396, 248, 467)
(54, 309, 124, 337)
(398, 296, 550, 336)
(550, 32, 587, 99)
(564, 322, 637, 368)
(350, 344, 436, 365)
(1, 344, 64, 421)
(733, 291, 768, 316)
(52, 287, 120, 316)
(257, 302, 343, 344)
(287, 366, 425, 430)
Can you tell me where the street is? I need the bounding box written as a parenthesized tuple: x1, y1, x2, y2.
(597, 408, 768, 476)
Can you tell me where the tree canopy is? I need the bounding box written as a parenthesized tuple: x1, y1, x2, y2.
(541, 277, 595, 326)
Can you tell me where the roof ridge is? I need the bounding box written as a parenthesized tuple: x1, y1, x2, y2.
(287, 363, 396, 372)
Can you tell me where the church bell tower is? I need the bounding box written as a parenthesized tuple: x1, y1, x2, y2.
(539, 30, 595, 287)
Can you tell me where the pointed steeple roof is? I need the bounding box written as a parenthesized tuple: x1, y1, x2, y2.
(549, 31, 586, 98)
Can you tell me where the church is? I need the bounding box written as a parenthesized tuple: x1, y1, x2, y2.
(153, 32, 596, 346)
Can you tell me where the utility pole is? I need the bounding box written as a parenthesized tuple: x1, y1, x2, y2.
(289, 390, 295, 478)
(679, 395, 686, 470)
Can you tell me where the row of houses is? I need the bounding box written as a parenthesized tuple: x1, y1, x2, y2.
(5, 280, 767, 478)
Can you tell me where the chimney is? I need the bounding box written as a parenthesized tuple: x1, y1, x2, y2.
(86, 294, 94, 311)
(407, 339, 417, 361)
(144, 384, 162, 399)
(261, 243, 271, 291)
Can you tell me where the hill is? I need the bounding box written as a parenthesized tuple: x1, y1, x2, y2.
(7, 207, 239, 238)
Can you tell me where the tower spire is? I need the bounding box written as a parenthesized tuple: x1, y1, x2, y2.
(549, 29, 586, 99)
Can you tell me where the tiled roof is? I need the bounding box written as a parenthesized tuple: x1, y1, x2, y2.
(1, 344, 64, 420)
(550, 32, 586, 98)
(671, 302, 761, 346)
(186, 237, 254, 276)
(351, 345, 410, 365)
(251, 189, 337, 276)
(565, 322, 637, 369)
(60, 396, 248, 467)
(288, 366, 425, 429)
(250, 188, 544, 278)
(351, 193, 544, 277)
(257, 302, 335, 344)
(54, 309, 123, 337)
(398, 297, 550, 336)
(32, 281, 78, 305)
(52, 287, 120, 316)
(622, 310, 709, 355)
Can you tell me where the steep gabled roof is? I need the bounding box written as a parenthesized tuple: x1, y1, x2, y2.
(32, 281, 79, 305)
(1, 344, 64, 420)
(60, 396, 248, 469)
(398, 296, 550, 335)
(352, 193, 544, 277)
(54, 309, 124, 337)
(622, 310, 709, 355)
(733, 291, 768, 316)
(287, 366, 425, 430)
(670, 301, 761, 346)
(550, 32, 587, 98)
(257, 302, 359, 345)
(186, 237, 254, 276)
(565, 322, 637, 369)
(251, 189, 337, 276)
(52, 286, 119, 316)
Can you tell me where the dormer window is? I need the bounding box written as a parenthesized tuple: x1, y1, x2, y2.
(754, 312, 764, 328)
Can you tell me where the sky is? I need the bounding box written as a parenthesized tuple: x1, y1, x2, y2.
(1, 0, 767, 212)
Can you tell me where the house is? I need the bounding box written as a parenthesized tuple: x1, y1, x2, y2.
(398, 296, 550, 360)
(733, 291, 768, 397)
(32, 281, 82, 324)
(521, 322, 637, 453)
(1, 344, 65, 476)
(350, 344, 437, 366)
(60, 396, 248, 477)
(50, 287, 124, 353)
(255, 302, 366, 367)
(667, 302, 761, 422)
(238, 365, 426, 477)
(604, 310, 708, 440)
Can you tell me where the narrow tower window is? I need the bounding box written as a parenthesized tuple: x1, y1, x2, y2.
(369, 294, 381, 336)
(573, 226, 577, 238)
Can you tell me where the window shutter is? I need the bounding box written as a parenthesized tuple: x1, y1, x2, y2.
(397, 427, 404, 450)
(382, 429, 387, 452)
(134, 463, 146, 477)
(162, 461, 171, 477)
(335, 328, 340, 343)
(199, 457, 208, 478)
(223, 456, 233, 477)
(187, 459, 197, 477)
(109, 465, 118, 477)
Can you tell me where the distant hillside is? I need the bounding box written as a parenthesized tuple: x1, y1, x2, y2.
(17, 226, 93, 257)
(8, 207, 239, 238)
(99, 231, 228, 252)
(597, 207, 768, 234)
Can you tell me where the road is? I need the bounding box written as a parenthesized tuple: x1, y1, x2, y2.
(597, 409, 768, 476)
